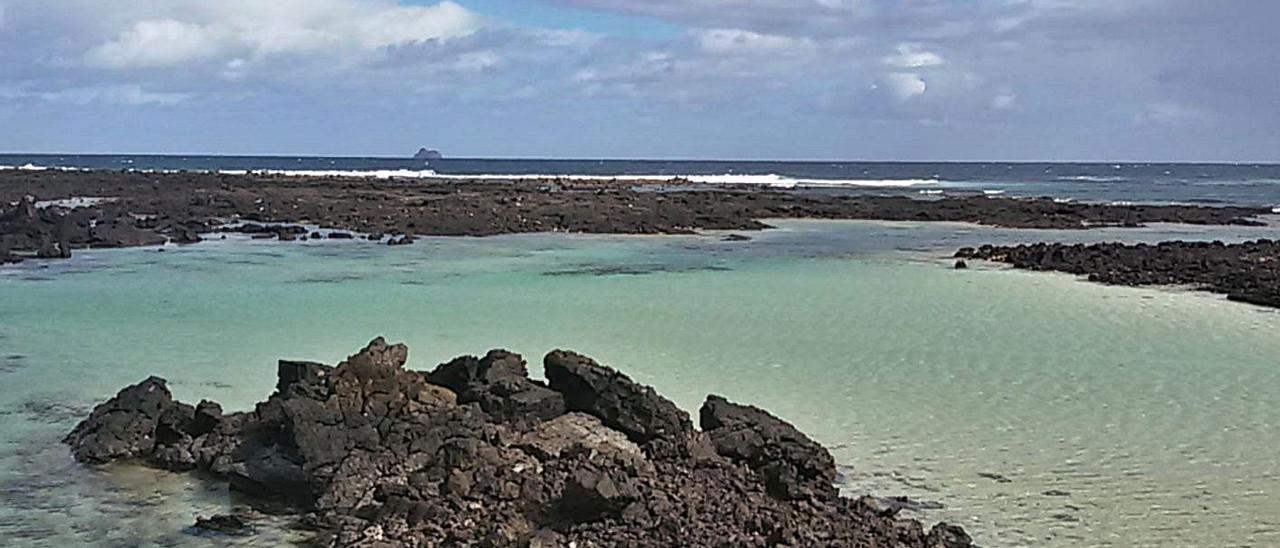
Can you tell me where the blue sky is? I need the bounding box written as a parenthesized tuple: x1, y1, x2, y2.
(1, 0, 1277, 161)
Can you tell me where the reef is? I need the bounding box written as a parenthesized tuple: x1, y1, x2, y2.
(1, 169, 1267, 264)
(957, 239, 1280, 308)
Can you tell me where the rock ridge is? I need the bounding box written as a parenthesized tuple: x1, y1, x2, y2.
(65, 338, 973, 547)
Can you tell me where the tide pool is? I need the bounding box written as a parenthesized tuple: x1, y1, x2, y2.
(2, 220, 1279, 547)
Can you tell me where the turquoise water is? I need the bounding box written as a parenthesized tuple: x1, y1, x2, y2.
(2, 219, 1280, 547)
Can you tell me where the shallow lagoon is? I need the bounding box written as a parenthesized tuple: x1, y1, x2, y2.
(2, 219, 1279, 547)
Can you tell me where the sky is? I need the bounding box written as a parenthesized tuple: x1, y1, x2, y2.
(0, 0, 1277, 161)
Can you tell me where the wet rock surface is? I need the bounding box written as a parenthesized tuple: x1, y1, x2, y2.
(65, 338, 974, 547)
(1, 170, 1266, 266)
(957, 239, 1280, 309)
(190, 513, 256, 537)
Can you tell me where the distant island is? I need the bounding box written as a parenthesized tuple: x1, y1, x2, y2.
(413, 148, 443, 161)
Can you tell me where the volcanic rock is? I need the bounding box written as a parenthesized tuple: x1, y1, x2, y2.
(961, 239, 1280, 309)
(544, 350, 695, 459)
(64, 339, 974, 547)
(700, 394, 838, 500)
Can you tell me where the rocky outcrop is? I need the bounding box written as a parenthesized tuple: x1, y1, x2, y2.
(64, 376, 177, 463)
(544, 350, 695, 459)
(957, 239, 1280, 309)
(65, 338, 973, 547)
(700, 395, 838, 501)
(2, 169, 1269, 267)
(428, 350, 564, 428)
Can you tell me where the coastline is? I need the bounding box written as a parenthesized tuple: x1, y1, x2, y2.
(3, 169, 1276, 307)
(956, 240, 1280, 309)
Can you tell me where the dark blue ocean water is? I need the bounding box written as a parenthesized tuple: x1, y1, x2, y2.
(2, 154, 1278, 208)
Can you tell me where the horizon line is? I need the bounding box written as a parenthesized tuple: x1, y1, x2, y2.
(2, 151, 1278, 166)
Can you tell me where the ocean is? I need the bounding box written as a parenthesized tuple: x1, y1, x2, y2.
(3, 154, 1279, 208)
(2, 158, 1280, 547)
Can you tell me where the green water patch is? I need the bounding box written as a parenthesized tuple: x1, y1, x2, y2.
(2, 220, 1280, 546)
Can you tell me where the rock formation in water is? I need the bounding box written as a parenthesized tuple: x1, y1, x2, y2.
(65, 338, 973, 547)
(1, 169, 1268, 265)
(956, 239, 1280, 308)
(414, 149, 444, 161)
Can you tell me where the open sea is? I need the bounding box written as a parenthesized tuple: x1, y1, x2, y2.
(2, 157, 1280, 547)
(3, 154, 1280, 208)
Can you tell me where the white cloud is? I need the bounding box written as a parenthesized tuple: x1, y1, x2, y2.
(2, 84, 189, 106)
(353, 2, 479, 49)
(80, 1, 482, 70)
(883, 43, 944, 69)
(884, 72, 927, 100)
(693, 28, 813, 55)
(86, 20, 225, 68)
(991, 89, 1017, 110)
(1133, 101, 1206, 127)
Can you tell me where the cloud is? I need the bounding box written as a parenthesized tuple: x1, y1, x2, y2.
(1, 0, 1278, 160)
(883, 44, 943, 69)
(551, 0, 870, 36)
(80, 1, 481, 70)
(86, 20, 224, 68)
(991, 90, 1017, 111)
(1133, 101, 1206, 127)
(693, 29, 813, 55)
(883, 73, 927, 100)
(1, 84, 189, 106)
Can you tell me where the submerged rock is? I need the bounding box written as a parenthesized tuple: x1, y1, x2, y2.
(65, 338, 974, 547)
(190, 514, 255, 537)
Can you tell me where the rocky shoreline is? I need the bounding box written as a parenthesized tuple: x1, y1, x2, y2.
(65, 338, 972, 547)
(956, 240, 1280, 308)
(1, 169, 1269, 265)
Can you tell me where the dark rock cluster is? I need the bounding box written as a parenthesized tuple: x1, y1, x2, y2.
(0, 195, 172, 263)
(1, 169, 1267, 265)
(957, 239, 1280, 308)
(65, 338, 972, 547)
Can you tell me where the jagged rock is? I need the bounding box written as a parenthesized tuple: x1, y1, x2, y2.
(927, 523, 975, 548)
(962, 239, 1280, 309)
(387, 234, 415, 246)
(558, 468, 640, 522)
(173, 226, 203, 244)
(428, 350, 564, 427)
(63, 377, 176, 463)
(700, 394, 838, 500)
(518, 413, 650, 472)
(90, 220, 167, 248)
(544, 350, 694, 459)
(65, 339, 974, 548)
(191, 400, 224, 436)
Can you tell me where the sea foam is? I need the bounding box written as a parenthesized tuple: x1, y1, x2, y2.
(217, 168, 441, 179)
(219, 170, 940, 188)
(0, 163, 86, 172)
(4, 163, 942, 188)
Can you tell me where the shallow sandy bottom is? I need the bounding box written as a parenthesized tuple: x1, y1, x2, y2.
(2, 220, 1279, 547)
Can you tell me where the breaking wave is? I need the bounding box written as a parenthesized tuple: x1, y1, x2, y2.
(217, 169, 440, 179)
